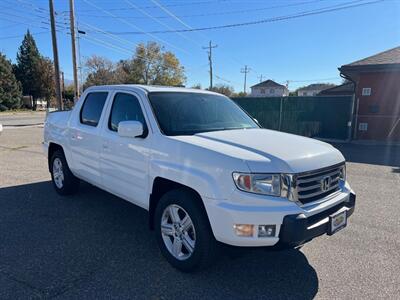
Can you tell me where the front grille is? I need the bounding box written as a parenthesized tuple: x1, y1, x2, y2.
(295, 164, 343, 205)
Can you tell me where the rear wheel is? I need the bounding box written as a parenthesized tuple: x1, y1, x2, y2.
(50, 149, 79, 195)
(154, 188, 218, 272)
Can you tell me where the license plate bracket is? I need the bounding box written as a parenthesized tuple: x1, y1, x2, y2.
(328, 209, 347, 235)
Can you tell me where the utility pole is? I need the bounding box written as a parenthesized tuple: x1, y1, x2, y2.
(258, 74, 264, 83)
(240, 65, 251, 94)
(69, 0, 79, 101)
(77, 28, 86, 95)
(61, 71, 65, 100)
(49, 0, 63, 110)
(202, 41, 217, 90)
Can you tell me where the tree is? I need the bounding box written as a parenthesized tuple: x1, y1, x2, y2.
(14, 30, 55, 109)
(0, 52, 22, 110)
(114, 59, 136, 83)
(14, 31, 41, 99)
(154, 51, 185, 86)
(64, 84, 75, 102)
(83, 42, 186, 88)
(116, 42, 186, 86)
(232, 91, 247, 98)
(209, 84, 234, 97)
(37, 57, 55, 107)
(83, 55, 116, 88)
(190, 84, 202, 89)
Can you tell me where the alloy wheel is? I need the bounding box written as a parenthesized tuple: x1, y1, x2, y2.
(52, 157, 64, 189)
(161, 204, 196, 261)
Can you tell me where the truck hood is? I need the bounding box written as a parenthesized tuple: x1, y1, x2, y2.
(172, 128, 344, 173)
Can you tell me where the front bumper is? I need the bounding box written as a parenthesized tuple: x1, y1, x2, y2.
(277, 192, 356, 248)
(203, 184, 356, 247)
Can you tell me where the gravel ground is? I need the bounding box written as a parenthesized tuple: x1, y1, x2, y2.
(0, 126, 399, 299)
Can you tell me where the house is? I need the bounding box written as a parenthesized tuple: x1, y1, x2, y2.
(297, 83, 336, 96)
(317, 82, 354, 96)
(339, 46, 400, 141)
(250, 80, 289, 97)
(22, 96, 47, 110)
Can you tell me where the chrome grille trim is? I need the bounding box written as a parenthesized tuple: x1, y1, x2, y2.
(299, 182, 339, 199)
(297, 170, 340, 184)
(293, 163, 344, 205)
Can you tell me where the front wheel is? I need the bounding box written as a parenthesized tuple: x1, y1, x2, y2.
(154, 188, 218, 272)
(50, 149, 79, 195)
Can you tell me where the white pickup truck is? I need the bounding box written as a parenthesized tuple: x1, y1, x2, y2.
(44, 85, 356, 271)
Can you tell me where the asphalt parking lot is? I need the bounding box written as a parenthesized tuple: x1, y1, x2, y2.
(0, 124, 399, 299)
(0, 111, 45, 127)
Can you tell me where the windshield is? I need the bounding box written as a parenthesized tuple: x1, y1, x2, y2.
(148, 92, 259, 136)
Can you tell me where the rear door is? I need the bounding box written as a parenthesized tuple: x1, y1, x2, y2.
(69, 91, 109, 186)
(99, 90, 152, 209)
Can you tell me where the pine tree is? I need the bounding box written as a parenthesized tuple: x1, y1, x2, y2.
(14, 30, 41, 100)
(14, 30, 55, 109)
(0, 52, 22, 110)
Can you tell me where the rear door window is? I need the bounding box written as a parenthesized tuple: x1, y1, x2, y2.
(80, 92, 108, 127)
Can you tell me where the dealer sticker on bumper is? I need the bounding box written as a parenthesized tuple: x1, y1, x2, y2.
(328, 210, 347, 235)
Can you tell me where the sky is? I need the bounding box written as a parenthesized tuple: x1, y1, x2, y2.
(0, 0, 399, 92)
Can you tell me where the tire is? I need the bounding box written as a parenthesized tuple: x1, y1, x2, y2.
(50, 149, 79, 195)
(154, 188, 219, 272)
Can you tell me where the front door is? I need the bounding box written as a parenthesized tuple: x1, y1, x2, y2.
(100, 91, 151, 209)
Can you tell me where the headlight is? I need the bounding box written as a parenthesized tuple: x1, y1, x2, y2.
(232, 173, 281, 196)
(339, 164, 346, 181)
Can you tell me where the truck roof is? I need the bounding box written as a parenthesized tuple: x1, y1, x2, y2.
(85, 84, 219, 95)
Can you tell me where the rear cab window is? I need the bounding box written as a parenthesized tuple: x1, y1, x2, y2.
(80, 92, 108, 127)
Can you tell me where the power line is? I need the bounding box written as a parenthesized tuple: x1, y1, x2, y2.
(81, 0, 189, 54)
(16, 0, 48, 13)
(105, 0, 384, 35)
(150, 0, 196, 32)
(0, 3, 47, 17)
(61, 0, 228, 13)
(79, 21, 138, 48)
(214, 74, 241, 86)
(0, 15, 50, 31)
(122, 0, 201, 47)
(150, 0, 256, 89)
(74, 0, 324, 19)
(78, 24, 206, 74)
(0, 11, 67, 29)
(81, 35, 133, 56)
(0, 4, 68, 29)
(0, 31, 49, 40)
(77, 21, 206, 73)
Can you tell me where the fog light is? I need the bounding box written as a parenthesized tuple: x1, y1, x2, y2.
(233, 224, 254, 237)
(258, 225, 276, 237)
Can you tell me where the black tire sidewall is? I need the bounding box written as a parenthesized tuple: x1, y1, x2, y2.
(154, 189, 216, 272)
(50, 150, 78, 195)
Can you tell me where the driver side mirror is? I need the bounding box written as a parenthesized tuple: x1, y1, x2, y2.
(118, 121, 144, 138)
